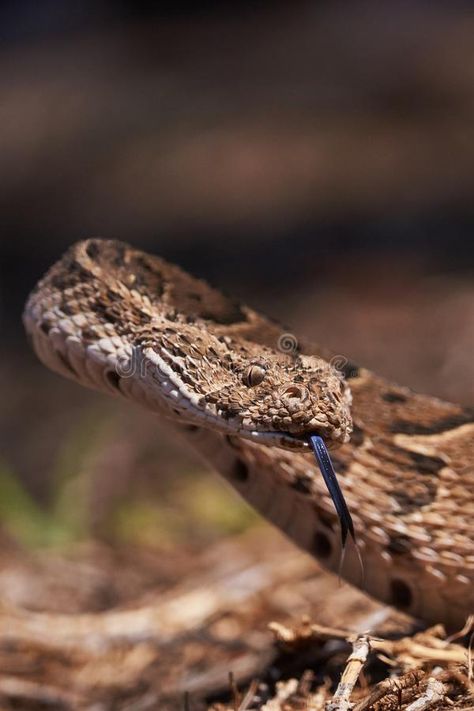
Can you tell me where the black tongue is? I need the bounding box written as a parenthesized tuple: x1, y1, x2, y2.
(308, 434, 356, 549)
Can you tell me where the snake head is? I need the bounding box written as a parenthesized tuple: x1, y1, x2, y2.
(144, 327, 352, 451)
(218, 351, 353, 450)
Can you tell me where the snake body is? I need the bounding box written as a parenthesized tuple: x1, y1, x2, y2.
(24, 239, 474, 628)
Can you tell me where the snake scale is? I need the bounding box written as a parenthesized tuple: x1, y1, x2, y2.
(23, 239, 473, 629)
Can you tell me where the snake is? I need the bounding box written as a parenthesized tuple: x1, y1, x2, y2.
(23, 239, 474, 629)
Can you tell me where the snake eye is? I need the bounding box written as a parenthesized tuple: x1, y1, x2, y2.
(243, 364, 266, 387)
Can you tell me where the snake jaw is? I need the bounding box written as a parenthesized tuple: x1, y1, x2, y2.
(243, 426, 349, 451)
(246, 430, 311, 449)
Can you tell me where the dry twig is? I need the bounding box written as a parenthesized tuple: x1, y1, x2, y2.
(326, 635, 370, 711)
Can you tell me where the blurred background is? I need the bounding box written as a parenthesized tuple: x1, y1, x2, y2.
(0, 0, 473, 605)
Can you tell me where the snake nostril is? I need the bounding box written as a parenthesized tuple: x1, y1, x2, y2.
(282, 384, 308, 401)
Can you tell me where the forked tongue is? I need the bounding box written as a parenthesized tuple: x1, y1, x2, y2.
(308, 434, 356, 552)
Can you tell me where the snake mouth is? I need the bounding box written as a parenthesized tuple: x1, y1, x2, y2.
(245, 426, 346, 451)
(246, 429, 319, 450)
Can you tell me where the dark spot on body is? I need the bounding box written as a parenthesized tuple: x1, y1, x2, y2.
(231, 459, 249, 482)
(390, 408, 474, 435)
(408, 451, 444, 475)
(390, 579, 413, 608)
(351, 424, 364, 447)
(85, 241, 99, 259)
(387, 535, 411, 555)
(105, 370, 121, 391)
(374, 443, 424, 473)
(290, 475, 312, 495)
(382, 391, 408, 404)
(313, 531, 332, 559)
(339, 361, 360, 379)
(40, 321, 50, 335)
(391, 481, 437, 513)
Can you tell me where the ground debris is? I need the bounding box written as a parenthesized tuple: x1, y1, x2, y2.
(0, 534, 471, 709)
(209, 618, 474, 711)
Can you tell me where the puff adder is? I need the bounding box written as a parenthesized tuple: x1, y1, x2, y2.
(24, 239, 474, 628)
